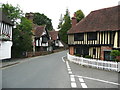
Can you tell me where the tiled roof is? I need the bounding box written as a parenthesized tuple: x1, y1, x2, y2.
(48, 30, 59, 40)
(34, 26, 45, 37)
(68, 5, 120, 34)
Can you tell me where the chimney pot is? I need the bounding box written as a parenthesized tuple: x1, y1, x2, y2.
(72, 13, 77, 27)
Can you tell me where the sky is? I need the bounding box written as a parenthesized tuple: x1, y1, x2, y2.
(0, 0, 120, 30)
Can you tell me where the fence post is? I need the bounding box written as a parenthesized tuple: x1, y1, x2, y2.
(118, 62, 120, 72)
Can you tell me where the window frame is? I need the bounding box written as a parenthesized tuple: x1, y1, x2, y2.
(74, 33, 84, 41)
(87, 32, 97, 40)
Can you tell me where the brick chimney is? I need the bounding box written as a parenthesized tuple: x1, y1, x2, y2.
(72, 13, 77, 27)
(25, 12, 34, 22)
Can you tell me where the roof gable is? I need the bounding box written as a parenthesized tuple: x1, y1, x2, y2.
(34, 26, 46, 37)
(48, 30, 59, 40)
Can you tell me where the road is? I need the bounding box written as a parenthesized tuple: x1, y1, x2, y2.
(2, 50, 120, 89)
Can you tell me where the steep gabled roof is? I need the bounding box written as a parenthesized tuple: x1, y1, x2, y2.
(48, 30, 59, 40)
(68, 5, 120, 34)
(34, 26, 45, 37)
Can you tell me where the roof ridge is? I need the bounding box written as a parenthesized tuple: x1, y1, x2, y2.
(91, 5, 119, 13)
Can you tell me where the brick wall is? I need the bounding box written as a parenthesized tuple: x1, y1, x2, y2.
(100, 46, 112, 60)
(116, 56, 120, 62)
(69, 46, 74, 55)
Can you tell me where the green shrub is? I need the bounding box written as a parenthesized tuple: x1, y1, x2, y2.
(84, 55, 93, 59)
(110, 50, 120, 57)
(110, 50, 120, 62)
(75, 54, 81, 57)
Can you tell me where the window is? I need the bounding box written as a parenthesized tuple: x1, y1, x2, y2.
(75, 46, 89, 56)
(42, 36, 47, 43)
(88, 32, 97, 40)
(74, 33, 84, 41)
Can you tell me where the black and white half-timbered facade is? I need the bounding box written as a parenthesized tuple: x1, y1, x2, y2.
(25, 12, 64, 52)
(34, 25, 53, 51)
(49, 30, 64, 50)
(0, 10, 13, 60)
(68, 5, 120, 61)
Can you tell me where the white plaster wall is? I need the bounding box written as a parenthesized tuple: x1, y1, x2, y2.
(58, 41, 64, 47)
(0, 41, 12, 60)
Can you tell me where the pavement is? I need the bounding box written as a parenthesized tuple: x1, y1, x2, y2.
(1, 50, 120, 89)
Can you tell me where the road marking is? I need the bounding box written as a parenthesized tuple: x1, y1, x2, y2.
(71, 82, 77, 88)
(78, 77, 88, 88)
(70, 75, 74, 78)
(81, 83, 88, 88)
(64, 60, 77, 88)
(79, 78, 84, 83)
(67, 66, 70, 69)
(75, 75, 120, 86)
(71, 77, 75, 82)
(68, 71, 72, 74)
(68, 68, 71, 71)
(62, 56, 65, 62)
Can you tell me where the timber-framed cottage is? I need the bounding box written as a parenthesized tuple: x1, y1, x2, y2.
(68, 5, 120, 61)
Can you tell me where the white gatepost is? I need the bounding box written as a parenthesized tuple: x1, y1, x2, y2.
(118, 62, 120, 72)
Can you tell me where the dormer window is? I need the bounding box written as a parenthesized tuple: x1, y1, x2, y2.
(74, 33, 84, 41)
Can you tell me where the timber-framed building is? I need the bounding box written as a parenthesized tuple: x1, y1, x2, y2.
(68, 5, 120, 60)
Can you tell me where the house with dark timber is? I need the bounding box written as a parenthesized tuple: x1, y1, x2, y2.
(68, 5, 120, 61)
(48, 30, 64, 50)
(0, 10, 14, 60)
(34, 25, 53, 51)
(25, 12, 64, 52)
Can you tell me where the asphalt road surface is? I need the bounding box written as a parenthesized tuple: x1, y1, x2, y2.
(2, 50, 120, 89)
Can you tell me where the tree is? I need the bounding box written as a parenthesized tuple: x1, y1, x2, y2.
(58, 14, 63, 29)
(1, 3, 23, 24)
(33, 13, 53, 30)
(59, 9, 71, 43)
(12, 17, 33, 57)
(1, 3, 32, 58)
(75, 10, 85, 23)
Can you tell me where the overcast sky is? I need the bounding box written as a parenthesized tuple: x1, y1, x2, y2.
(1, 0, 120, 30)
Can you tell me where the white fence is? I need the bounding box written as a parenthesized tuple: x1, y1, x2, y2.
(67, 53, 120, 72)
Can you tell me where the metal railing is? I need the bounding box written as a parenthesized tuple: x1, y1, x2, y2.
(67, 53, 120, 72)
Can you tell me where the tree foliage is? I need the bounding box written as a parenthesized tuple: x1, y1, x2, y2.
(1, 3, 23, 24)
(58, 14, 63, 29)
(110, 50, 120, 57)
(59, 9, 71, 43)
(33, 13, 53, 30)
(12, 17, 33, 57)
(75, 10, 85, 23)
(1, 3, 32, 58)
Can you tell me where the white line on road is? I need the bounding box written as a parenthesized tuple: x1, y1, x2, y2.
(70, 75, 74, 78)
(68, 71, 72, 74)
(75, 75, 120, 86)
(64, 60, 77, 88)
(81, 83, 88, 88)
(68, 68, 71, 71)
(62, 56, 65, 62)
(79, 78, 84, 83)
(71, 82, 77, 88)
(71, 77, 75, 82)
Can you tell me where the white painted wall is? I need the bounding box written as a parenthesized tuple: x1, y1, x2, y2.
(58, 41, 64, 47)
(0, 41, 12, 60)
